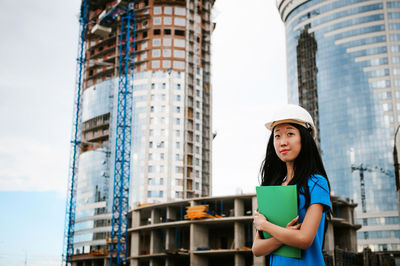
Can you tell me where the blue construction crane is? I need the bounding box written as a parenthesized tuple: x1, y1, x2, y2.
(110, 2, 136, 265)
(62, 0, 90, 264)
(63, 0, 136, 265)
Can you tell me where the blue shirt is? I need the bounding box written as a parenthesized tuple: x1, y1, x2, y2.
(270, 175, 331, 266)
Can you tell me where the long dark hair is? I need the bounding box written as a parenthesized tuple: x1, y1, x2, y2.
(259, 123, 330, 208)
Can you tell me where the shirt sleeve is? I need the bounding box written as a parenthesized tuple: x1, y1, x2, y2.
(309, 175, 331, 213)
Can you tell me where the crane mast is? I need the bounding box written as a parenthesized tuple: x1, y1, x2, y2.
(63, 1, 135, 265)
(62, 0, 90, 264)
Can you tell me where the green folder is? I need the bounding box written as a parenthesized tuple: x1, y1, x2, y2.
(256, 185, 301, 258)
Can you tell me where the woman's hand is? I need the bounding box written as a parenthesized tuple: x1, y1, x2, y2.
(253, 211, 268, 231)
(286, 216, 301, 230)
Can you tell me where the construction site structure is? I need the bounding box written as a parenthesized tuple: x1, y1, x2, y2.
(129, 194, 361, 266)
(63, 0, 216, 264)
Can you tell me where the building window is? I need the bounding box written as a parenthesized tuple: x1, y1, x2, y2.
(153, 38, 161, 46)
(163, 60, 171, 68)
(163, 49, 171, 57)
(175, 118, 181, 125)
(195, 123, 200, 130)
(159, 190, 164, 197)
(153, 29, 161, 35)
(153, 17, 161, 25)
(174, 39, 185, 47)
(175, 7, 186, 15)
(175, 83, 181, 90)
(154, 6, 162, 15)
(148, 165, 156, 173)
(152, 60, 160, 68)
(164, 17, 172, 25)
(162, 83, 166, 89)
(175, 166, 183, 173)
(164, 6, 172, 14)
(160, 153, 165, 160)
(175, 130, 181, 136)
(149, 141, 153, 148)
(176, 142, 181, 149)
(174, 18, 186, 26)
(160, 178, 164, 185)
(175, 95, 181, 101)
(174, 49, 185, 58)
(164, 29, 171, 35)
(175, 106, 181, 113)
(174, 29, 185, 36)
(173, 61, 185, 69)
(157, 141, 165, 148)
(163, 38, 172, 46)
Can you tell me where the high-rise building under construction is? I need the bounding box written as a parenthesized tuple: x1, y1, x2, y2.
(277, 0, 400, 252)
(65, 0, 215, 261)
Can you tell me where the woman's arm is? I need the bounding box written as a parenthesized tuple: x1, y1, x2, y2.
(252, 231, 282, 257)
(252, 216, 300, 256)
(254, 203, 323, 250)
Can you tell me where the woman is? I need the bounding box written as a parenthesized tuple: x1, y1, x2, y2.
(252, 104, 331, 265)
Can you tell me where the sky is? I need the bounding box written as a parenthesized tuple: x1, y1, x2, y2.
(0, 0, 286, 264)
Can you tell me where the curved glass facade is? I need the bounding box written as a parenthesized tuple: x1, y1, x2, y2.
(279, 0, 400, 251)
(74, 148, 111, 253)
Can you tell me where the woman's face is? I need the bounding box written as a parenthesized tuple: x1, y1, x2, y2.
(273, 123, 302, 164)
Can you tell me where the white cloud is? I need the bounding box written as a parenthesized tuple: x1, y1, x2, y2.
(0, 138, 68, 194)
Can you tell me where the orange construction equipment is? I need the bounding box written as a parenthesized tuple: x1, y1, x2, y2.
(184, 205, 218, 220)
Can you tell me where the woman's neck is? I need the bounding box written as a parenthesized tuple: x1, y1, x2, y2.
(283, 162, 294, 185)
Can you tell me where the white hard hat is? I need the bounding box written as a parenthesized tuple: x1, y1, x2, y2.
(265, 104, 316, 138)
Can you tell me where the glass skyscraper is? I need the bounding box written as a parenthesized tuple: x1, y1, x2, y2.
(68, 0, 215, 259)
(277, 0, 400, 251)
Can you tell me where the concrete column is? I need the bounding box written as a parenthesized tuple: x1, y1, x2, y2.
(132, 209, 140, 228)
(131, 231, 140, 256)
(130, 258, 138, 266)
(167, 206, 177, 221)
(152, 208, 160, 224)
(234, 198, 245, 216)
(190, 254, 208, 266)
(235, 254, 245, 266)
(253, 255, 266, 266)
(151, 230, 163, 254)
(324, 221, 335, 258)
(190, 223, 208, 266)
(251, 196, 266, 265)
(234, 222, 245, 249)
(190, 223, 208, 249)
(166, 228, 176, 250)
